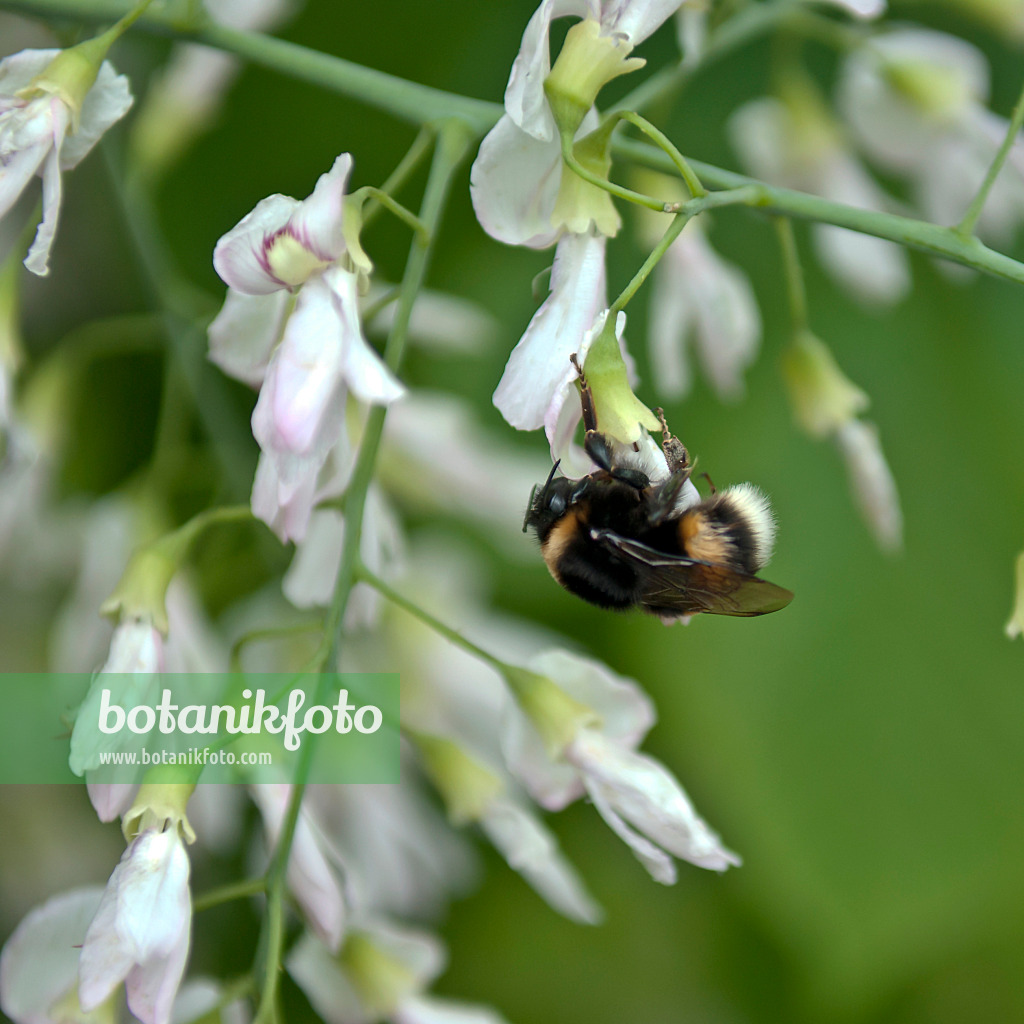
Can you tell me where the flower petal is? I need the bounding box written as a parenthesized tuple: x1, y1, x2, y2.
(568, 727, 741, 872)
(0, 888, 104, 1024)
(325, 265, 404, 406)
(287, 153, 351, 263)
(58, 60, 134, 169)
(208, 287, 291, 388)
(835, 418, 903, 552)
(493, 231, 606, 430)
(480, 797, 603, 924)
(253, 274, 345, 455)
(213, 193, 301, 294)
(470, 114, 564, 248)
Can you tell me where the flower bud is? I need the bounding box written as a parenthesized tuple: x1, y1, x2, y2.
(782, 330, 868, 438)
(583, 311, 661, 445)
(410, 732, 502, 825)
(544, 19, 645, 138)
(501, 664, 599, 760)
(551, 122, 621, 237)
(340, 933, 421, 1017)
(122, 779, 197, 844)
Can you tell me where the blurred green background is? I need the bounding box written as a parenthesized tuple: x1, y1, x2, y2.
(2, 0, 1024, 1022)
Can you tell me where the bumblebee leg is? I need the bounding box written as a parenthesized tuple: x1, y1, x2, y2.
(570, 353, 598, 433)
(584, 430, 649, 490)
(647, 465, 695, 525)
(655, 407, 690, 475)
(700, 471, 717, 495)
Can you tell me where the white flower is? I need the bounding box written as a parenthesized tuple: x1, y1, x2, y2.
(504, 0, 682, 143)
(211, 154, 403, 541)
(838, 28, 1024, 246)
(0, 49, 133, 275)
(0, 887, 104, 1024)
(492, 231, 606, 452)
(502, 649, 739, 883)
(379, 391, 550, 548)
(287, 923, 509, 1024)
(472, 0, 683, 247)
(283, 484, 402, 628)
(307, 780, 478, 921)
(646, 218, 761, 398)
(1006, 552, 1024, 639)
(78, 829, 192, 1024)
(729, 96, 910, 306)
(251, 783, 346, 952)
(835, 419, 903, 552)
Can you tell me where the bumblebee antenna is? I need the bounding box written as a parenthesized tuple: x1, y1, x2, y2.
(523, 460, 562, 532)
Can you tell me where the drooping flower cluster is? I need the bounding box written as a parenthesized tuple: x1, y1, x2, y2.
(211, 153, 403, 541)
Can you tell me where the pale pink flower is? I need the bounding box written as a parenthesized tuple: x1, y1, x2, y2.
(78, 829, 192, 1024)
(0, 49, 132, 275)
(212, 154, 402, 541)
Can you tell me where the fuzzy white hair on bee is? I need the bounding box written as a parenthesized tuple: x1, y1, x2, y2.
(681, 483, 777, 575)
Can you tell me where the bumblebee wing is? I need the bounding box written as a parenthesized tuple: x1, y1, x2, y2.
(591, 529, 794, 617)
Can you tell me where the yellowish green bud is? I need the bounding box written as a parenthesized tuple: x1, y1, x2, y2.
(552, 124, 622, 237)
(782, 330, 868, 438)
(100, 539, 181, 635)
(501, 665, 599, 759)
(1005, 551, 1024, 639)
(544, 19, 645, 138)
(883, 58, 972, 118)
(410, 732, 502, 825)
(122, 778, 197, 844)
(584, 312, 661, 445)
(20, 36, 113, 132)
(342, 933, 420, 1016)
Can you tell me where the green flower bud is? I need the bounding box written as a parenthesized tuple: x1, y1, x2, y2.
(782, 330, 868, 438)
(544, 19, 645, 138)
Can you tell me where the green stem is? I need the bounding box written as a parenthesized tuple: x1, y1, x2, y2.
(193, 876, 266, 913)
(362, 128, 433, 230)
(561, 132, 675, 213)
(352, 186, 428, 244)
(616, 138, 1024, 285)
(314, 119, 474, 674)
(609, 185, 763, 315)
(250, 123, 473, 1021)
(774, 217, 809, 333)
(957, 77, 1024, 237)
(229, 621, 324, 673)
(357, 565, 507, 674)
(0, 0, 501, 133)
(607, 110, 707, 198)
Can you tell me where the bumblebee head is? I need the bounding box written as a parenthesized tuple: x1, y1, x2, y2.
(523, 460, 575, 537)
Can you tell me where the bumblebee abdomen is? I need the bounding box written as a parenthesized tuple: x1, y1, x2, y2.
(678, 483, 776, 574)
(541, 513, 641, 609)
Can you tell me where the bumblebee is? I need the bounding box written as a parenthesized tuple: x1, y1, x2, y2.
(524, 366, 793, 619)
